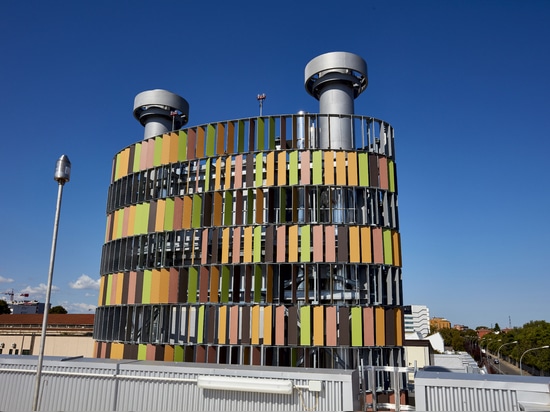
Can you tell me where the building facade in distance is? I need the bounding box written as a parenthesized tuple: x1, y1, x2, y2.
(94, 52, 404, 371)
(404, 305, 430, 338)
(430, 317, 451, 331)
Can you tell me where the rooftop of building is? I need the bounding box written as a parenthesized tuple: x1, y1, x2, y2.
(0, 314, 94, 328)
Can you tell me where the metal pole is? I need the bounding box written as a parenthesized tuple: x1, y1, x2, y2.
(32, 155, 70, 411)
(496, 341, 518, 374)
(519, 345, 549, 376)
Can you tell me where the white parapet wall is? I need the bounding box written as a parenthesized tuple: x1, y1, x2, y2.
(415, 370, 550, 411)
(0, 355, 359, 412)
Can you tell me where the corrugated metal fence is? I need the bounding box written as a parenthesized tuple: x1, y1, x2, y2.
(0, 355, 359, 411)
(415, 370, 550, 411)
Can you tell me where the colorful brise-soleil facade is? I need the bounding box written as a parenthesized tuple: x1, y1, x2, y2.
(94, 113, 404, 369)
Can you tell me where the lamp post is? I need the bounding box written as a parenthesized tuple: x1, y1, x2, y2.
(496, 340, 518, 374)
(519, 345, 549, 376)
(32, 155, 71, 411)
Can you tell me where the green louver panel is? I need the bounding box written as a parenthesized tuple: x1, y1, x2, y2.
(188, 267, 198, 303)
(178, 130, 187, 161)
(255, 153, 263, 187)
(253, 265, 262, 302)
(289, 151, 298, 185)
(253, 226, 262, 262)
(269, 117, 276, 149)
(351, 307, 363, 346)
(300, 306, 311, 346)
(383, 229, 393, 265)
(220, 266, 230, 302)
(135, 203, 149, 235)
(206, 124, 215, 156)
(104, 275, 112, 305)
(173, 345, 184, 361)
(133, 143, 142, 173)
(137, 344, 147, 360)
(192, 195, 202, 228)
(223, 191, 233, 226)
(197, 305, 205, 344)
(388, 159, 396, 192)
(312, 151, 323, 184)
(301, 225, 311, 262)
(142, 270, 152, 303)
(153, 137, 162, 166)
(238, 120, 245, 152)
(358, 153, 369, 186)
(164, 198, 174, 231)
(204, 158, 211, 192)
(257, 118, 265, 150)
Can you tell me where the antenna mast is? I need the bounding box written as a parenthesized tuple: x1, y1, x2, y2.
(257, 93, 266, 116)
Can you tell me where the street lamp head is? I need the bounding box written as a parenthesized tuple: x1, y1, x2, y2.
(54, 155, 71, 184)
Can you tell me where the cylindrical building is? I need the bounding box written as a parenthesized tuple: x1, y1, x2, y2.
(94, 52, 403, 375)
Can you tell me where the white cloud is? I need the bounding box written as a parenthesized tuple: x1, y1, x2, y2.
(0, 276, 14, 283)
(69, 274, 100, 290)
(21, 284, 60, 296)
(65, 302, 97, 313)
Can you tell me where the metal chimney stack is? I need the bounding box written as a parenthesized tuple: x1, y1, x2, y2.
(133, 89, 189, 140)
(305, 52, 367, 149)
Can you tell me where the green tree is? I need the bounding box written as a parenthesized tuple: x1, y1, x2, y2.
(0, 299, 10, 314)
(494, 323, 501, 332)
(49, 305, 68, 314)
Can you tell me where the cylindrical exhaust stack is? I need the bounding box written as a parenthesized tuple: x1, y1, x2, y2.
(305, 52, 367, 149)
(133, 89, 189, 140)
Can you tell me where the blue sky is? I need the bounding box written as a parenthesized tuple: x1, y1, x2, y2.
(1, 1, 548, 328)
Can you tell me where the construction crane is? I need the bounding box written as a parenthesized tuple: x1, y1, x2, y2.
(3, 289, 29, 303)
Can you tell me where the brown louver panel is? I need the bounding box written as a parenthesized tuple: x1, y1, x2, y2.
(265, 226, 274, 262)
(288, 306, 298, 345)
(339, 307, 350, 346)
(135, 271, 144, 304)
(207, 306, 216, 343)
(211, 228, 219, 264)
(148, 201, 157, 233)
(369, 154, 378, 187)
(235, 191, 243, 225)
(124, 343, 138, 360)
(121, 272, 129, 304)
(199, 266, 209, 302)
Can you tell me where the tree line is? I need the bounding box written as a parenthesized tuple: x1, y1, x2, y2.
(437, 320, 550, 374)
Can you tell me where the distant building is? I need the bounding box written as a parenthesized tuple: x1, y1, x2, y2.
(403, 304, 430, 337)
(0, 314, 94, 356)
(453, 324, 469, 331)
(430, 317, 451, 330)
(9, 300, 46, 314)
(477, 328, 492, 338)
